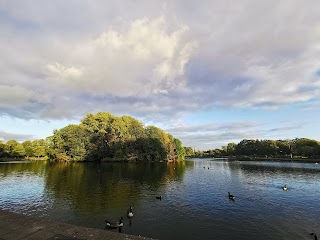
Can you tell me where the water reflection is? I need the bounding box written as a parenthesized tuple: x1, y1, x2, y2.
(43, 161, 189, 212)
(0, 159, 319, 240)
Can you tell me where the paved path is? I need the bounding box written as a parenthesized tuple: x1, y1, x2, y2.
(0, 210, 154, 240)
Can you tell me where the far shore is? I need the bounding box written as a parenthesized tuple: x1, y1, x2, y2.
(228, 156, 320, 163)
(1, 156, 319, 164)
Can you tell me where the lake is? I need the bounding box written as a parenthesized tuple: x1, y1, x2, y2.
(0, 159, 319, 239)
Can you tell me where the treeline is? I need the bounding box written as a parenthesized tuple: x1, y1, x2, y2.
(0, 112, 186, 162)
(0, 139, 47, 159)
(192, 138, 320, 159)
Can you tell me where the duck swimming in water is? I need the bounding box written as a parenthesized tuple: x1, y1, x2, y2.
(127, 206, 134, 218)
(156, 196, 162, 200)
(282, 185, 288, 191)
(228, 192, 235, 200)
(105, 217, 123, 229)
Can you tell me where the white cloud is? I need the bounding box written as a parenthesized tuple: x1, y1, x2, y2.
(1, 0, 320, 149)
(46, 63, 83, 78)
(0, 85, 34, 107)
(0, 130, 34, 142)
(166, 121, 304, 150)
(43, 17, 196, 100)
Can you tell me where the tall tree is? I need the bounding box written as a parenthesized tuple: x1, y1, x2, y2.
(51, 124, 89, 161)
(22, 140, 34, 157)
(5, 140, 25, 157)
(0, 140, 5, 157)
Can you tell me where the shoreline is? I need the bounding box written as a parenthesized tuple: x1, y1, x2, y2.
(0, 209, 154, 240)
(229, 157, 320, 163)
(2, 157, 319, 164)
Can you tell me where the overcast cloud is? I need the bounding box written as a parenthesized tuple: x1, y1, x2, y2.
(1, 0, 320, 148)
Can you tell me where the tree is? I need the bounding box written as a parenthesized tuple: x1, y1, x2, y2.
(227, 142, 236, 156)
(293, 138, 319, 158)
(32, 139, 47, 158)
(22, 140, 34, 157)
(184, 147, 194, 157)
(173, 138, 186, 160)
(0, 140, 5, 157)
(276, 140, 291, 156)
(51, 124, 89, 161)
(46, 112, 185, 162)
(5, 140, 25, 157)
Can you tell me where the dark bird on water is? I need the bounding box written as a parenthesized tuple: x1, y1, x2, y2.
(228, 192, 235, 200)
(127, 206, 134, 218)
(105, 217, 123, 229)
(156, 196, 162, 200)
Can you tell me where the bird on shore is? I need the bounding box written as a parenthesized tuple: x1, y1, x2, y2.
(156, 196, 162, 200)
(228, 192, 235, 200)
(105, 217, 123, 229)
(127, 206, 134, 218)
(282, 185, 288, 191)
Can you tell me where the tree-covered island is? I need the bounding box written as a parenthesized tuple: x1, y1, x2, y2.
(1, 112, 320, 162)
(0, 112, 186, 162)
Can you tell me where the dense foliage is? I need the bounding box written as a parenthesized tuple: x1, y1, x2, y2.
(193, 138, 320, 159)
(1, 113, 186, 162)
(2, 115, 320, 162)
(48, 112, 185, 161)
(0, 139, 47, 159)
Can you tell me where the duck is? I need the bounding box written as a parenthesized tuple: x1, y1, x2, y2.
(282, 185, 288, 191)
(127, 206, 134, 218)
(228, 192, 235, 200)
(105, 217, 124, 229)
(156, 196, 162, 200)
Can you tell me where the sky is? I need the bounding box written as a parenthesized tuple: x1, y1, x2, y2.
(1, 0, 320, 150)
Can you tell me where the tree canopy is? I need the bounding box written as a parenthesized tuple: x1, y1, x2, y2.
(48, 112, 186, 162)
(192, 138, 320, 159)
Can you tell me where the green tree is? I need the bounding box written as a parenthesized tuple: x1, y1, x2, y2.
(5, 140, 25, 157)
(227, 142, 237, 156)
(276, 140, 291, 156)
(47, 112, 185, 162)
(0, 140, 5, 157)
(184, 147, 194, 157)
(32, 139, 47, 158)
(22, 140, 34, 157)
(173, 138, 186, 160)
(51, 124, 89, 161)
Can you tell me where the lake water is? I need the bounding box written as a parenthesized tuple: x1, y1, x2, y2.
(0, 159, 319, 239)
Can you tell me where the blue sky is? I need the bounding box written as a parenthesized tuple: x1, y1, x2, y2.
(1, 0, 320, 150)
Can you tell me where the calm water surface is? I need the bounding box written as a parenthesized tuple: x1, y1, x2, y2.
(0, 159, 319, 239)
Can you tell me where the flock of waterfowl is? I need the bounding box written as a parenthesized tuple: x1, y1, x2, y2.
(202, 166, 318, 239)
(104, 166, 317, 239)
(105, 196, 162, 232)
(105, 206, 134, 231)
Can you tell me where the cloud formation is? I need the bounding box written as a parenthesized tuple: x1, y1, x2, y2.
(168, 121, 304, 149)
(0, 130, 33, 142)
(1, 1, 320, 147)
